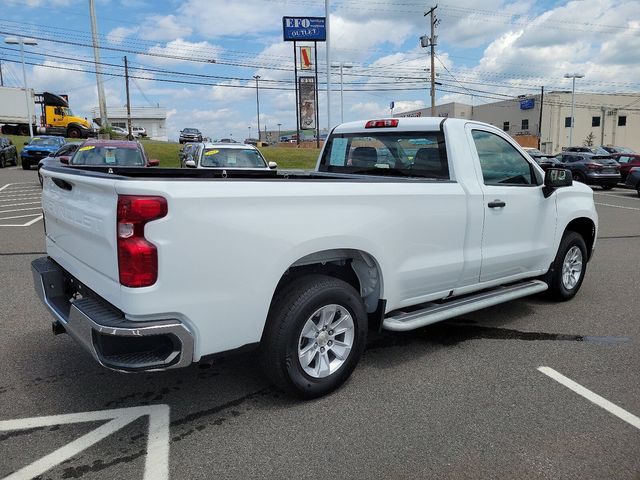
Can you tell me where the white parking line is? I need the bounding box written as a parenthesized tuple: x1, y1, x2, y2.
(0, 404, 170, 480)
(595, 202, 640, 211)
(593, 192, 638, 200)
(0, 201, 41, 208)
(0, 215, 43, 227)
(0, 193, 42, 199)
(538, 367, 640, 430)
(0, 213, 42, 221)
(0, 206, 42, 214)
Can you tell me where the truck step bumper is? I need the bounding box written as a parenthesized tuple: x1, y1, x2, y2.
(383, 280, 548, 331)
(31, 256, 194, 372)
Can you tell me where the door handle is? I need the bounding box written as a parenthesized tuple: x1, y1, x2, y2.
(488, 200, 506, 208)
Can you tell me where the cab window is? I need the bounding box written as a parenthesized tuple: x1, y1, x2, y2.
(471, 130, 534, 185)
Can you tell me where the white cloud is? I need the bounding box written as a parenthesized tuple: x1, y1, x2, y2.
(145, 38, 223, 66)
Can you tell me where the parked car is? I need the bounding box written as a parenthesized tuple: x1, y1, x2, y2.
(607, 153, 640, 182)
(184, 143, 276, 169)
(625, 167, 640, 197)
(64, 139, 160, 167)
(522, 147, 562, 171)
(218, 138, 239, 143)
(557, 152, 620, 189)
(178, 142, 200, 167)
(132, 126, 147, 138)
(0, 136, 18, 168)
(33, 117, 597, 398)
(244, 138, 259, 146)
(20, 135, 66, 170)
(564, 146, 610, 155)
(38, 142, 83, 185)
(601, 146, 635, 155)
(179, 128, 203, 144)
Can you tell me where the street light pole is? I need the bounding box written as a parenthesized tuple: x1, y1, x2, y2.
(564, 73, 584, 147)
(253, 75, 261, 141)
(4, 36, 38, 138)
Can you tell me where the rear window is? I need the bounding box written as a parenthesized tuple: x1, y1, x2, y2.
(319, 131, 449, 179)
(200, 148, 266, 168)
(71, 146, 144, 166)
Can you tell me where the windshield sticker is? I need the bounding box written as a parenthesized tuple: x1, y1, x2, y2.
(79, 146, 95, 151)
(105, 149, 116, 164)
(32, 138, 41, 141)
(204, 150, 219, 156)
(329, 138, 348, 166)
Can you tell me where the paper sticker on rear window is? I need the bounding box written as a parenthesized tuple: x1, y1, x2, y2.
(105, 149, 116, 164)
(205, 150, 219, 156)
(79, 146, 95, 151)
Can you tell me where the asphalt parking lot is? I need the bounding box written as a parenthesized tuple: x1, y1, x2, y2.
(1, 166, 638, 480)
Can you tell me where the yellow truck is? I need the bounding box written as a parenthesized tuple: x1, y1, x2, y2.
(0, 87, 95, 138)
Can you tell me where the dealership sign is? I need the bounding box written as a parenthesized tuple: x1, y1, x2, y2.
(283, 17, 326, 41)
(299, 77, 316, 129)
(520, 98, 535, 110)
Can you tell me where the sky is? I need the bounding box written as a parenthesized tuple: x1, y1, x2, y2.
(0, 0, 639, 141)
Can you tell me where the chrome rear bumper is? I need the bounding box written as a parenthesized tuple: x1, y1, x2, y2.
(31, 256, 194, 372)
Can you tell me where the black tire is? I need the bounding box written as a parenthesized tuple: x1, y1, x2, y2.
(601, 185, 614, 190)
(18, 124, 29, 136)
(21, 158, 30, 170)
(260, 274, 367, 399)
(67, 127, 81, 139)
(544, 231, 588, 301)
(636, 183, 640, 198)
(573, 172, 586, 183)
(0, 153, 5, 169)
(12, 152, 18, 166)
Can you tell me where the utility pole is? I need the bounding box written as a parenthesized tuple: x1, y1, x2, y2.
(537, 86, 544, 149)
(253, 75, 261, 141)
(89, 0, 108, 128)
(564, 73, 584, 147)
(325, 0, 331, 130)
(425, 5, 438, 117)
(124, 56, 132, 140)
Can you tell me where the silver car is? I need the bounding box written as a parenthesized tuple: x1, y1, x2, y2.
(184, 143, 276, 170)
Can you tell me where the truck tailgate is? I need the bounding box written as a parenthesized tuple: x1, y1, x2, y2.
(41, 169, 119, 281)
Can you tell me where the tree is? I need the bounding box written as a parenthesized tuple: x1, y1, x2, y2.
(583, 132, 595, 147)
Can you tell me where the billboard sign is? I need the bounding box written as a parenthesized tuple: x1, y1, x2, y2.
(298, 77, 316, 129)
(283, 17, 326, 41)
(520, 98, 535, 110)
(300, 46, 312, 70)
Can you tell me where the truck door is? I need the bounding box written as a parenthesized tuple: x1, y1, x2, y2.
(467, 126, 557, 283)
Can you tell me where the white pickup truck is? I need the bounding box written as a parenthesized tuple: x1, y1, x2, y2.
(33, 117, 597, 398)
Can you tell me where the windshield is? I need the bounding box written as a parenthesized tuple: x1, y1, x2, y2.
(71, 146, 144, 166)
(200, 148, 266, 168)
(29, 137, 63, 146)
(319, 131, 448, 179)
(63, 107, 74, 116)
(183, 128, 199, 133)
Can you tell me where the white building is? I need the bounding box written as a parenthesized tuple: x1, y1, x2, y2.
(394, 92, 640, 154)
(91, 106, 167, 141)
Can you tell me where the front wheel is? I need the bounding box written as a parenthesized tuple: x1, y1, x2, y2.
(573, 172, 586, 183)
(601, 184, 614, 190)
(636, 183, 640, 198)
(544, 231, 588, 301)
(21, 159, 30, 170)
(261, 275, 368, 399)
(67, 127, 81, 138)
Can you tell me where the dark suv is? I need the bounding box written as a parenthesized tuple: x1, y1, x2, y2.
(558, 152, 620, 189)
(179, 128, 203, 144)
(0, 137, 18, 168)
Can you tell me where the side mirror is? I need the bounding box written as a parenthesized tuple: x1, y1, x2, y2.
(185, 159, 196, 168)
(543, 168, 572, 198)
(148, 159, 160, 167)
(59, 156, 70, 165)
(268, 161, 277, 169)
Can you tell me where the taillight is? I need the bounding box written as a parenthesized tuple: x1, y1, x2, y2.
(365, 119, 399, 128)
(585, 163, 601, 170)
(117, 195, 167, 288)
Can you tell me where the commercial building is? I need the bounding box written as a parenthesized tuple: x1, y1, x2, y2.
(91, 106, 167, 141)
(394, 92, 640, 154)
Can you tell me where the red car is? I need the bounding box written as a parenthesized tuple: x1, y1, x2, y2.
(60, 139, 160, 167)
(610, 153, 640, 182)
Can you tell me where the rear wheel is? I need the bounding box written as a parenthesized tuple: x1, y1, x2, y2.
(0, 153, 5, 168)
(601, 184, 614, 190)
(544, 231, 588, 301)
(18, 124, 29, 136)
(636, 183, 640, 198)
(261, 274, 367, 399)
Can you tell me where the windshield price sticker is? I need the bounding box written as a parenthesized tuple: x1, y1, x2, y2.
(105, 149, 116, 164)
(205, 150, 219, 156)
(79, 146, 95, 152)
(329, 138, 348, 166)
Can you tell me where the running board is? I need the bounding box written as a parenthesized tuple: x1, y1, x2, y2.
(382, 280, 548, 332)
